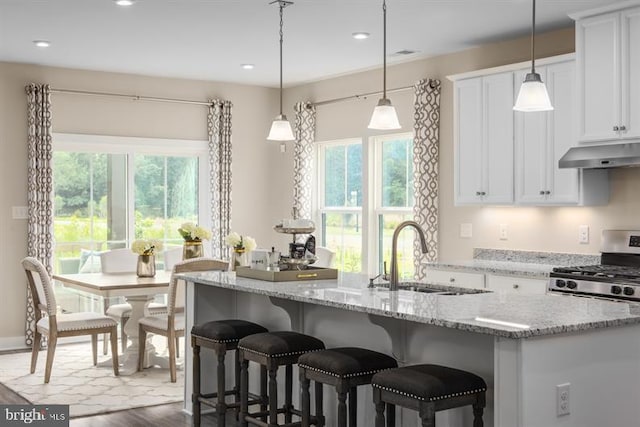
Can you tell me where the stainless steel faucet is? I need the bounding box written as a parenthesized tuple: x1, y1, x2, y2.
(389, 220, 429, 291)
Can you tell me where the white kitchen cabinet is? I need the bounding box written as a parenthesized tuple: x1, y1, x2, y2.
(515, 61, 609, 206)
(573, 5, 640, 143)
(454, 72, 514, 205)
(424, 268, 485, 290)
(485, 274, 548, 295)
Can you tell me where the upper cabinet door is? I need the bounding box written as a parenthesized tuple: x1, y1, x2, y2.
(576, 12, 620, 143)
(482, 72, 514, 204)
(454, 78, 484, 204)
(621, 7, 640, 140)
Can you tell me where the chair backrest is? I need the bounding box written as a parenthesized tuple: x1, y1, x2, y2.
(22, 257, 57, 317)
(163, 246, 183, 271)
(314, 246, 336, 268)
(167, 257, 228, 316)
(100, 248, 138, 273)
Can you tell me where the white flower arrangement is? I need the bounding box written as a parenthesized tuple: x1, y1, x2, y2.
(225, 232, 257, 252)
(131, 239, 163, 256)
(178, 222, 212, 242)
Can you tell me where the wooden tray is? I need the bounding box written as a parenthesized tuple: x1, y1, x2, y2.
(236, 266, 338, 282)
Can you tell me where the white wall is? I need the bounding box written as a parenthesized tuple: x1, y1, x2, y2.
(0, 62, 285, 347)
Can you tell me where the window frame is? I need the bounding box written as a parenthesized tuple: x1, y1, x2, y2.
(52, 132, 211, 250)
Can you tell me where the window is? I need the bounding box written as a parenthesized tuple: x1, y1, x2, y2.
(52, 134, 209, 277)
(316, 133, 414, 277)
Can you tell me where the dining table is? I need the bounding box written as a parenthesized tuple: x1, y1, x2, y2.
(52, 271, 172, 375)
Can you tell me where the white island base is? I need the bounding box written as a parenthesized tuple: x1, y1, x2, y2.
(182, 277, 640, 427)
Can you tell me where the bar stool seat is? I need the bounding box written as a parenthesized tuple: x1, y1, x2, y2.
(371, 364, 487, 427)
(238, 331, 325, 427)
(299, 347, 398, 427)
(191, 319, 268, 427)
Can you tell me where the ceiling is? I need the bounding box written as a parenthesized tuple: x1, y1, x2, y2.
(0, 0, 620, 88)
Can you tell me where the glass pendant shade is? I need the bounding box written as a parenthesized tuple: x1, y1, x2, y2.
(368, 98, 401, 129)
(267, 114, 295, 141)
(513, 72, 553, 112)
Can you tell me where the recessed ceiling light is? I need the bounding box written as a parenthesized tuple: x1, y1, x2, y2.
(114, 0, 136, 6)
(33, 40, 50, 48)
(241, 64, 255, 70)
(352, 32, 370, 40)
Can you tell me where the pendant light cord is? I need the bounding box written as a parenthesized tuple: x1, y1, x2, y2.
(531, 0, 536, 74)
(382, 0, 387, 99)
(279, 1, 284, 115)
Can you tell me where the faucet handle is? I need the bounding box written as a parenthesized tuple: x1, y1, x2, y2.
(382, 261, 389, 281)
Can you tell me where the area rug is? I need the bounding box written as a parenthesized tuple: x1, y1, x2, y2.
(0, 340, 183, 417)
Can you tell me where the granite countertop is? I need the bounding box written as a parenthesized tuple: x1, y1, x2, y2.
(178, 271, 640, 339)
(424, 248, 601, 279)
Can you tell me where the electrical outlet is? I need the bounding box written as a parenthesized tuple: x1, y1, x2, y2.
(579, 225, 589, 244)
(556, 383, 570, 416)
(12, 206, 28, 219)
(460, 223, 472, 238)
(499, 224, 508, 240)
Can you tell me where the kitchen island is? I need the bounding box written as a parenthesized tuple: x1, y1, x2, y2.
(179, 271, 640, 427)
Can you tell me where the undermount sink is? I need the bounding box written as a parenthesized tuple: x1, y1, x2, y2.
(373, 281, 484, 295)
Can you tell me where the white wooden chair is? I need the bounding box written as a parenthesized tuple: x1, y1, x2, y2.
(314, 246, 336, 268)
(138, 257, 228, 382)
(101, 248, 167, 353)
(22, 256, 119, 383)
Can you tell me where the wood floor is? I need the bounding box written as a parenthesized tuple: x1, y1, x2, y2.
(0, 380, 233, 427)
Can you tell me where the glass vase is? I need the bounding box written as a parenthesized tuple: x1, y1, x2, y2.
(136, 255, 156, 278)
(229, 249, 249, 271)
(183, 240, 204, 260)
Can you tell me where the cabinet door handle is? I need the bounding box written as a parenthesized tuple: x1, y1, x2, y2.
(620, 125, 627, 131)
(449, 277, 456, 283)
(512, 284, 519, 289)
(545, 190, 551, 195)
(539, 190, 545, 195)
(476, 191, 481, 196)
(481, 191, 486, 196)
(614, 125, 620, 131)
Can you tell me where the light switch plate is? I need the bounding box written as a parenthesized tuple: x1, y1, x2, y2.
(460, 223, 472, 238)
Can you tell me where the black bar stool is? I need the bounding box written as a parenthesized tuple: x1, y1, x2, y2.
(371, 364, 487, 427)
(191, 319, 269, 427)
(238, 331, 325, 427)
(298, 347, 398, 427)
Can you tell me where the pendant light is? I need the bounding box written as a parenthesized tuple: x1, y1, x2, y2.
(368, 0, 401, 130)
(513, 0, 553, 112)
(267, 0, 295, 141)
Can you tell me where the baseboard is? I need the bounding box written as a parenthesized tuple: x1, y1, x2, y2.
(0, 335, 92, 352)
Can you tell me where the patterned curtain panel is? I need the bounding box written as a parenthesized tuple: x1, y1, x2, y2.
(208, 100, 233, 260)
(25, 83, 54, 346)
(413, 79, 441, 279)
(293, 102, 316, 220)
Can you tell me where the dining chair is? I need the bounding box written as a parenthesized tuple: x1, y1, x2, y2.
(101, 248, 168, 354)
(138, 257, 228, 382)
(22, 257, 119, 383)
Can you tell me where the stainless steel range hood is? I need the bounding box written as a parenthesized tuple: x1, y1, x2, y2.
(559, 143, 640, 169)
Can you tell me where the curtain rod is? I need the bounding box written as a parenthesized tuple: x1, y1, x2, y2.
(310, 85, 414, 107)
(50, 88, 213, 106)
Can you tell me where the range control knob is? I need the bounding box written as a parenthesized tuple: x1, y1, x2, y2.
(624, 287, 635, 296)
(567, 281, 578, 289)
(555, 279, 566, 288)
(611, 285, 623, 295)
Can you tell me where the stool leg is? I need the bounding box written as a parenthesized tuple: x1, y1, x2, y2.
(192, 343, 201, 427)
(473, 392, 486, 427)
(337, 387, 347, 427)
(348, 386, 357, 427)
(268, 367, 278, 427)
(217, 350, 227, 427)
(260, 365, 268, 421)
(315, 380, 324, 427)
(373, 388, 385, 427)
(418, 402, 435, 427)
(234, 349, 241, 420)
(300, 368, 311, 427)
(240, 358, 249, 427)
(386, 403, 396, 427)
(285, 364, 293, 423)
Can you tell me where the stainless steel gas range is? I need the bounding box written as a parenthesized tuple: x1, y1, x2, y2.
(548, 230, 640, 303)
